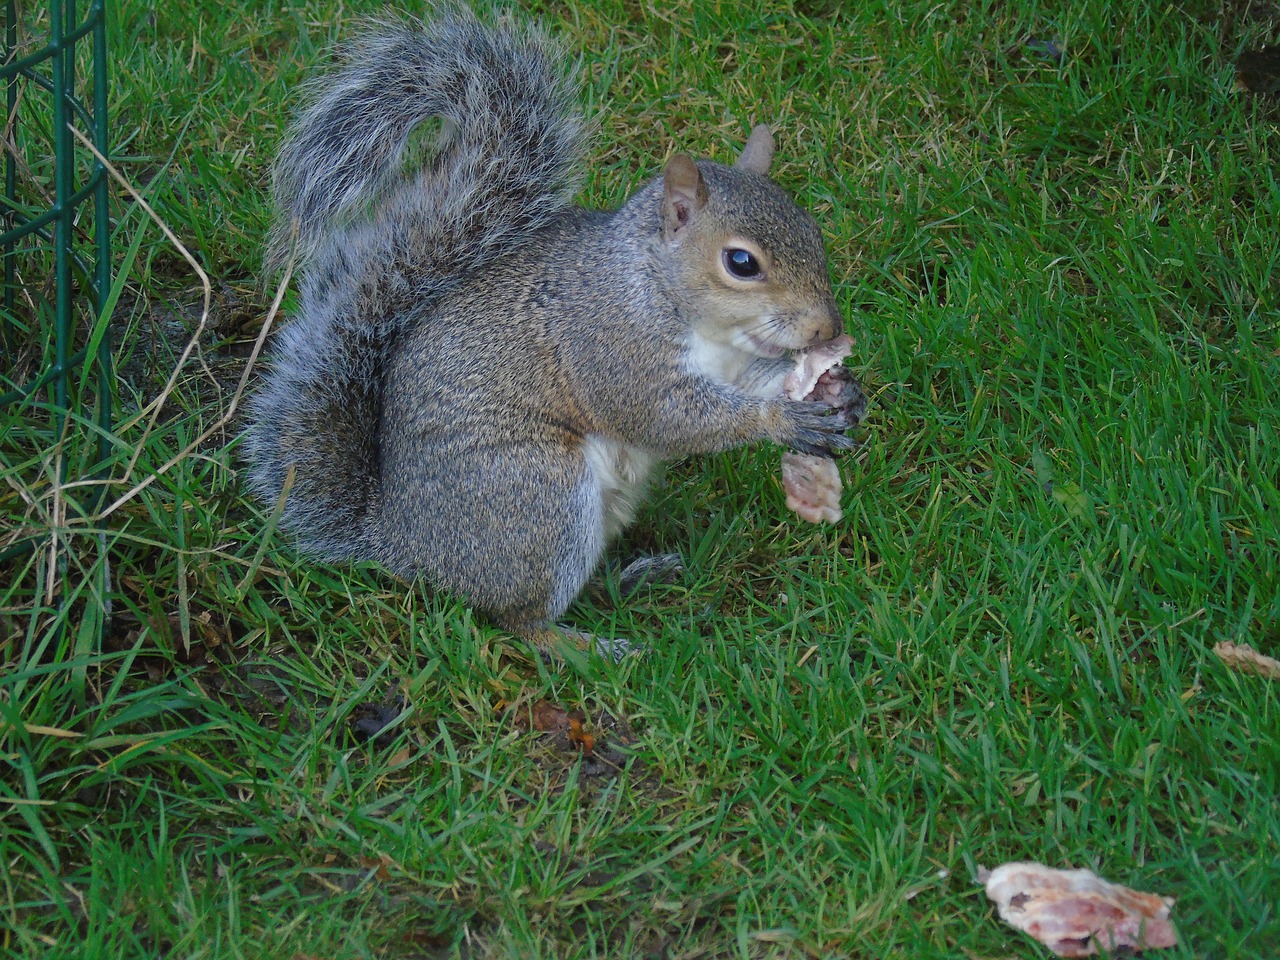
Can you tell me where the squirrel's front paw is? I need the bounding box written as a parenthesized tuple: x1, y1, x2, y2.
(811, 366, 867, 425)
(775, 399, 857, 458)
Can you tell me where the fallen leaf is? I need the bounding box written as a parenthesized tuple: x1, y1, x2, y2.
(357, 853, 394, 882)
(386, 745, 415, 767)
(350, 694, 408, 745)
(1212, 641, 1280, 679)
(980, 861, 1177, 957)
(567, 717, 595, 755)
(529, 700, 571, 733)
(519, 700, 597, 755)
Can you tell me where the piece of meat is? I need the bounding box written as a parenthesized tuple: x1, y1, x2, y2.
(784, 334, 854, 400)
(782, 335, 856, 523)
(980, 861, 1178, 958)
(781, 452, 844, 523)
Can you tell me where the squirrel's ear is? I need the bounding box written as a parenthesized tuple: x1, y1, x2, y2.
(663, 154, 708, 239)
(735, 124, 774, 175)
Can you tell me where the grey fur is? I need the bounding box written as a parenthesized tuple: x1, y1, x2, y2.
(242, 7, 860, 649)
(267, 7, 584, 273)
(243, 8, 585, 561)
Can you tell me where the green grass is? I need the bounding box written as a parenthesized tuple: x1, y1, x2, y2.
(3, 0, 1278, 957)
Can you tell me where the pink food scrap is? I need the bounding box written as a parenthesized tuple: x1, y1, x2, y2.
(783, 335, 853, 523)
(980, 861, 1178, 957)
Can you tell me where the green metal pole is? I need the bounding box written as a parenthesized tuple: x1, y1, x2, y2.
(51, 0, 72, 450)
(3, 0, 17, 328)
(0, 0, 113, 567)
(93, 0, 112, 482)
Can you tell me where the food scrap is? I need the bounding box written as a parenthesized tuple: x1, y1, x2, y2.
(980, 861, 1178, 958)
(1212, 640, 1280, 679)
(782, 334, 859, 523)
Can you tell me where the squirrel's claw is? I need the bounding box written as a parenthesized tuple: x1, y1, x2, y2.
(815, 367, 867, 425)
(593, 635, 638, 663)
(616, 553, 684, 595)
(780, 399, 858, 458)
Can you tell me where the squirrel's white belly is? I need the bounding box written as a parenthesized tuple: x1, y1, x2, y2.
(685, 330, 754, 385)
(582, 435, 658, 541)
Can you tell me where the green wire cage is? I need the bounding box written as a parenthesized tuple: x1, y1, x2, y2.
(1, 0, 112, 565)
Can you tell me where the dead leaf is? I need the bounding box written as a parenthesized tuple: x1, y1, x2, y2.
(530, 699, 571, 733)
(567, 717, 595, 755)
(517, 700, 596, 755)
(980, 861, 1177, 957)
(350, 694, 407, 745)
(358, 853, 394, 882)
(387, 745, 414, 767)
(1212, 641, 1280, 679)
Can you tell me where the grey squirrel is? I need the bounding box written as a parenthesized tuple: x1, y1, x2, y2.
(243, 7, 864, 658)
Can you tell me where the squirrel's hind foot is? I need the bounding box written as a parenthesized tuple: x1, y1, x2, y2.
(508, 621, 637, 664)
(590, 634, 637, 663)
(616, 553, 684, 595)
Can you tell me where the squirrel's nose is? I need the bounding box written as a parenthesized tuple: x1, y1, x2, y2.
(810, 297, 844, 343)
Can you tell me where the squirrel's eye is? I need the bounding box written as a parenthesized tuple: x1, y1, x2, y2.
(724, 248, 762, 279)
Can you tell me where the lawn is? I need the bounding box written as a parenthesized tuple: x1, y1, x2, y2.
(2, 0, 1278, 957)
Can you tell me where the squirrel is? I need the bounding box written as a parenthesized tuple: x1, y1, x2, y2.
(242, 7, 864, 659)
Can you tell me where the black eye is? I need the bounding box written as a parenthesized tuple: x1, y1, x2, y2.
(724, 248, 762, 279)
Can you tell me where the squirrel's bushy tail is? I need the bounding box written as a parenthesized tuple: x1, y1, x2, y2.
(266, 7, 587, 274)
(243, 8, 586, 562)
